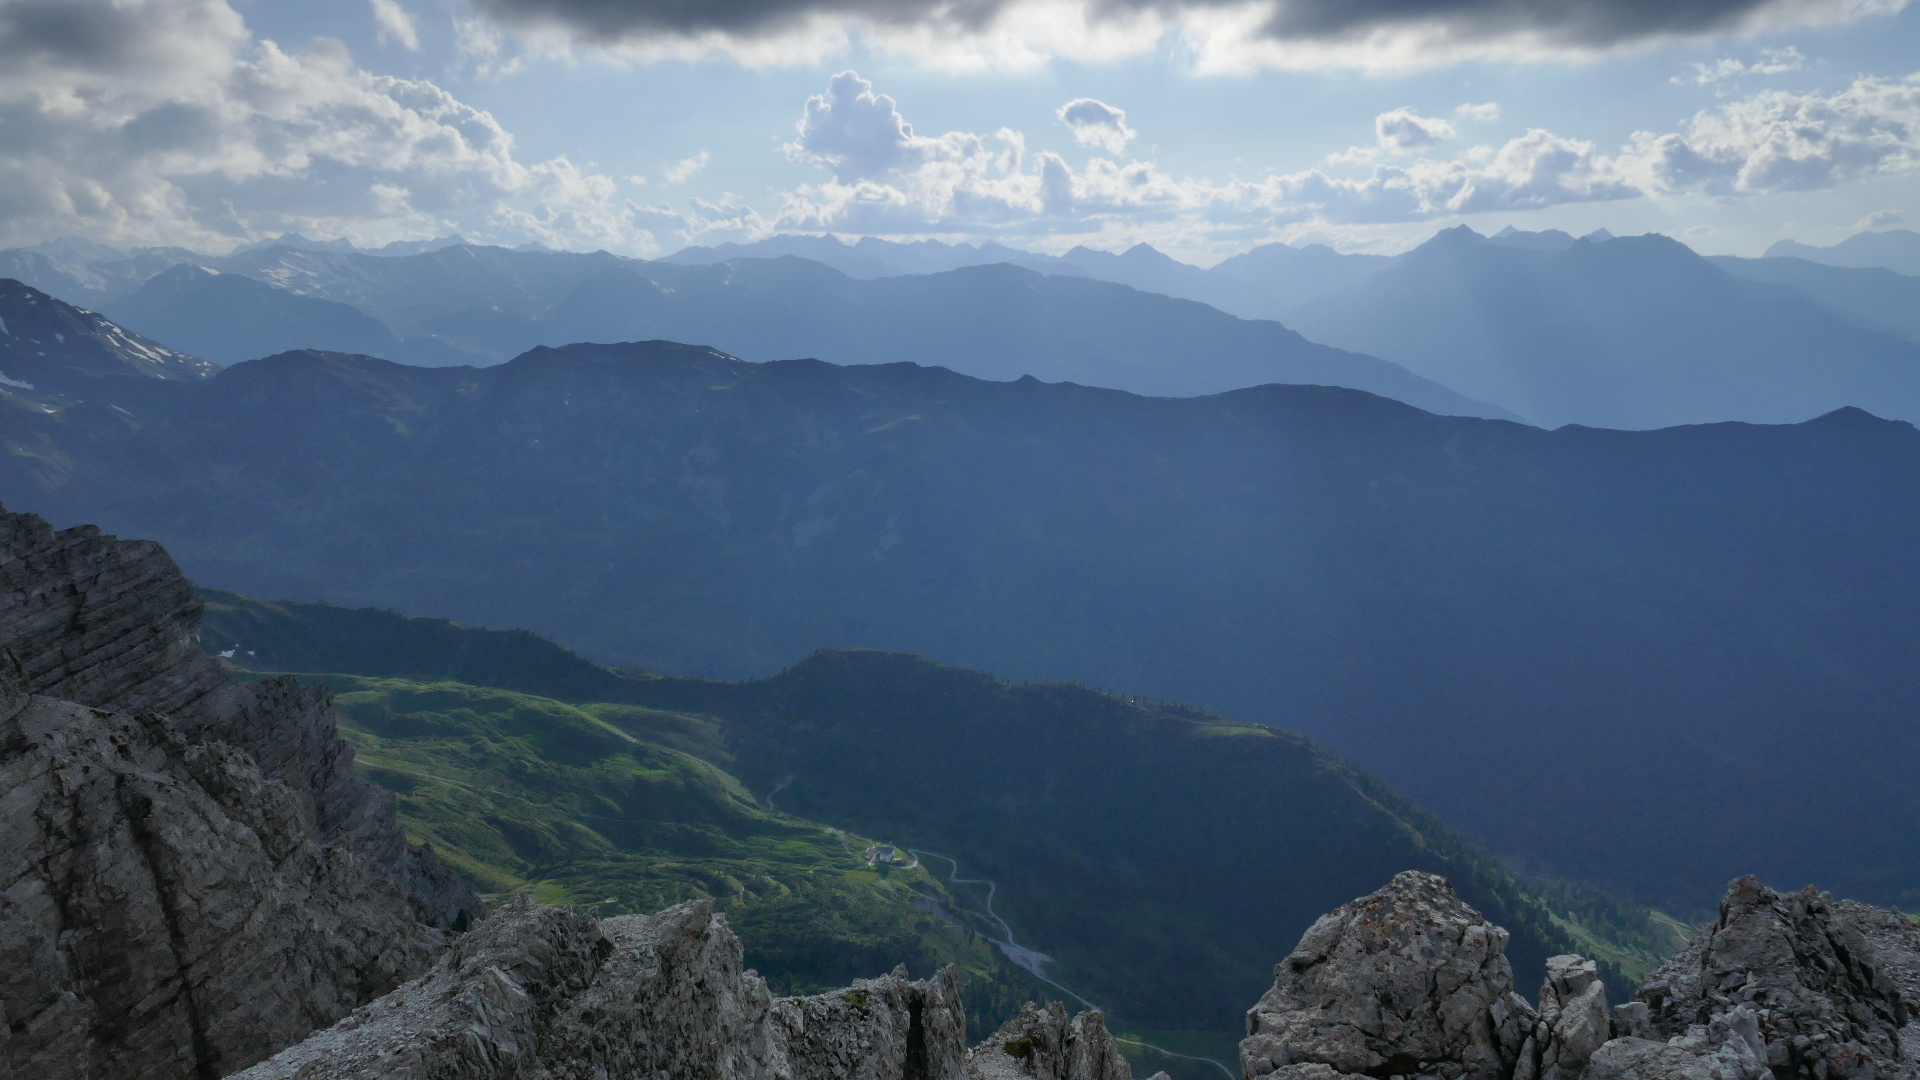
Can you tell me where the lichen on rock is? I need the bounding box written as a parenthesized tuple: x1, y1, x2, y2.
(1240, 870, 1536, 1080)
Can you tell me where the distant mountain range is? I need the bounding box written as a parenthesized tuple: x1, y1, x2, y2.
(664, 234, 1392, 320)
(1283, 226, 1920, 429)
(1764, 228, 1920, 276)
(8, 222, 1920, 430)
(9, 337, 1920, 916)
(0, 277, 213, 403)
(531, 256, 1495, 408)
(1709, 254, 1920, 343)
(0, 266, 1504, 416)
(101, 264, 417, 367)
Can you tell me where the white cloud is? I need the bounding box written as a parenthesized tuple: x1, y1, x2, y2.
(1455, 102, 1502, 122)
(1375, 108, 1457, 152)
(1673, 46, 1805, 86)
(1056, 98, 1137, 154)
(1401, 129, 1638, 212)
(759, 71, 1643, 247)
(1855, 208, 1903, 228)
(0, 0, 668, 254)
(663, 151, 711, 184)
(748, 66, 1920, 255)
(784, 70, 1023, 187)
(1628, 71, 1920, 193)
(369, 0, 421, 51)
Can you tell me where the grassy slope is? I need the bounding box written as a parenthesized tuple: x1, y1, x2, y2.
(284, 672, 1050, 1036)
(209, 592, 1687, 1077)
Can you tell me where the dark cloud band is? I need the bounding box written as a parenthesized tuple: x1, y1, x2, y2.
(469, 0, 1823, 47)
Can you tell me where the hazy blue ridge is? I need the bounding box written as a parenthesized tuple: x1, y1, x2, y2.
(1283, 226, 1920, 429)
(8, 339, 1920, 913)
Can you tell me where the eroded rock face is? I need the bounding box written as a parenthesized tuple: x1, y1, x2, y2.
(965, 1000, 1134, 1080)
(1515, 956, 1613, 1080)
(0, 506, 482, 928)
(1250, 873, 1916, 1080)
(232, 897, 971, 1080)
(1628, 877, 1911, 1080)
(774, 963, 969, 1080)
(1240, 871, 1535, 1080)
(0, 692, 440, 1080)
(0, 507, 484, 1078)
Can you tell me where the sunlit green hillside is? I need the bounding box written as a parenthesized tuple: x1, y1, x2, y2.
(215, 592, 1688, 1080)
(287, 672, 1051, 1034)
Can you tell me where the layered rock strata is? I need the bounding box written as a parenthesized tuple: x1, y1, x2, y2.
(233, 896, 979, 1080)
(0, 659, 441, 1080)
(0, 507, 483, 1078)
(0, 507, 482, 927)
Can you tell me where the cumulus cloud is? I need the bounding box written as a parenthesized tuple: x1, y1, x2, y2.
(663, 151, 710, 184)
(1673, 45, 1804, 85)
(0, 0, 667, 253)
(753, 67, 1920, 251)
(1455, 102, 1501, 121)
(369, 0, 421, 51)
(1628, 71, 1920, 193)
(1856, 208, 1903, 228)
(460, 0, 1908, 73)
(1375, 109, 1456, 152)
(1057, 98, 1136, 154)
(762, 70, 1646, 246)
(784, 70, 1025, 190)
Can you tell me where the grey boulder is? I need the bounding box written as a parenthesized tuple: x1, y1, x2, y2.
(1630, 877, 1911, 1080)
(1240, 870, 1535, 1080)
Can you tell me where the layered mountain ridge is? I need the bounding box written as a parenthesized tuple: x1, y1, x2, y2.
(1283, 226, 1920, 429)
(8, 338, 1920, 911)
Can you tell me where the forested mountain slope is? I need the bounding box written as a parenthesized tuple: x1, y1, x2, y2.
(202, 589, 1678, 1058)
(20, 341, 1914, 913)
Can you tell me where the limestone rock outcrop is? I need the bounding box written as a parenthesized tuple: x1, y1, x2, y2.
(0, 507, 481, 930)
(1515, 956, 1612, 1080)
(1246, 872, 1917, 1080)
(0, 507, 483, 1078)
(233, 896, 972, 1080)
(965, 1000, 1134, 1080)
(1609, 877, 1912, 1080)
(0, 679, 440, 1080)
(1240, 871, 1534, 1080)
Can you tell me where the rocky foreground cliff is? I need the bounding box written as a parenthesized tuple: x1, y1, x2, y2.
(0, 507, 1146, 1080)
(0, 507, 481, 1078)
(231, 895, 1138, 1080)
(1243, 871, 1920, 1080)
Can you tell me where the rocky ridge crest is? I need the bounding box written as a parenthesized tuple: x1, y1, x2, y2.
(232, 896, 987, 1080)
(1243, 872, 1920, 1080)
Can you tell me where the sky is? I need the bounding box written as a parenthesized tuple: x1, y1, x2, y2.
(2, 0, 1917, 263)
